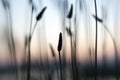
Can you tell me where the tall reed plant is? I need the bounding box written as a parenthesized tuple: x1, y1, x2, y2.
(93, 0, 98, 79)
(57, 32, 63, 80)
(26, 6, 47, 80)
(93, 15, 119, 80)
(1, 0, 18, 79)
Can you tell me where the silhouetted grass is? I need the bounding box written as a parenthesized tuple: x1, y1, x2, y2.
(27, 1, 34, 79)
(27, 6, 47, 80)
(1, 0, 120, 80)
(93, 15, 119, 80)
(1, 0, 18, 79)
(93, 0, 98, 80)
(49, 44, 59, 80)
(50, 44, 56, 57)
(57, 32, 62, 80)
(67, 4, 79, 80)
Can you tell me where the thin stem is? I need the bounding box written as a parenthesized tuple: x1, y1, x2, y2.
(31, 21, 37, 37)
(55, 58, 59, 80)
(74, 0, 79, 79)
(69, 19, 76, 80)
(94, 0, 97, 80)
(27, 5, 33, 80)
(59, 51, 62, 80)
(27, 42, 31, 80)
(8, 8, 18, 80)
(30, 6, 34, 35)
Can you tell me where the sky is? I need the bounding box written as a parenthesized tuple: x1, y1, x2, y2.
(0, 0, 120, 65)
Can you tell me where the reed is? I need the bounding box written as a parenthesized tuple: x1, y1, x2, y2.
(93, 15, 119, 80)
(67, 4, 73, 70)
(74, 0, 79, 79)
(57, 32, 63, 80)
(93, 0, 98, 79)
(1, 0, 18, 79)
(26, 6, 47, 80)
(67, 4, 78, 80)
(26, 1, 34, 79)
(49, 44, 59, 80)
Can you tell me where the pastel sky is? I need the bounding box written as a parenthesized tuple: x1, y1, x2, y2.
(0, 0, 120, 65)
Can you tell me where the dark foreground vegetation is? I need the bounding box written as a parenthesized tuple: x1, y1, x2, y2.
(0, 0, 120, 80)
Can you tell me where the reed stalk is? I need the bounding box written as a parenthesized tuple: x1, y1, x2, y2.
(26, 3, 34, 80)
(26, 6, 47, 80)
(94, 0, 98, 79)
(93, 14, 118, 79)
(1, 0, 18, 79)
(49, 44, 59, 80)
(57, 32, 63, 80)
(67, 4, 78, 80)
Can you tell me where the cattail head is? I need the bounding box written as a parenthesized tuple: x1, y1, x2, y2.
(49, 44, 56, 57)
(36, 7, 47, 21)
(92, 14, 103, 23)
(67, 4, 73, 19)
(57, 32, 62, 52)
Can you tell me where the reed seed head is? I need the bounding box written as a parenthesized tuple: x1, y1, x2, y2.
(57, 32, 62, 52)
(36, 7, 47, 21)
(67, 4, 73, 19)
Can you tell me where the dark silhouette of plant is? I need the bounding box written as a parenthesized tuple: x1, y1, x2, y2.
(49, 44, 59, 80)
(67, 5, 74, 80)
(67, 4, 74, 80)
(66, 27, 72, 37)
(27, 6, 47, 80)
(50, 44, 56, 57)
(93, 0, 98, 80)
(31, 7, 47, 36)
(93, 15, 119, 80)
(67, 4, 73, 19)
(66, 3, 78, 80)
(58, 33, 62, 52)
(57, 32, 62, 80)
(1, 0, 18, 79)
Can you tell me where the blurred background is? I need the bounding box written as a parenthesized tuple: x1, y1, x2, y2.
(0, 0, 120, 80)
